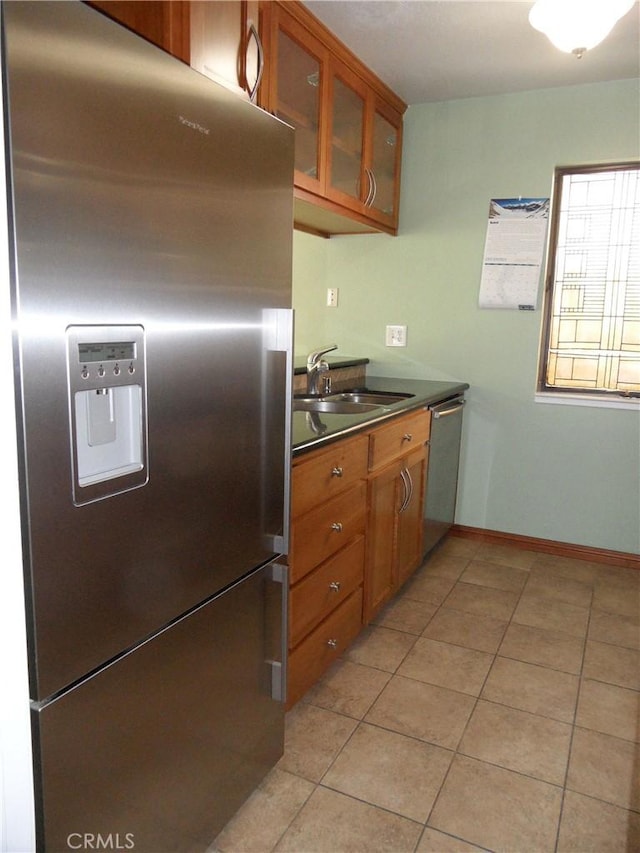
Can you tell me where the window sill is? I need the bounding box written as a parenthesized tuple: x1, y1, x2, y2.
(535, 391, 640, 411)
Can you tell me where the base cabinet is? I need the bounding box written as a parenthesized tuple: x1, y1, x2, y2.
(287, 434, 368, 708)
(288, 587, 363, 708)
(365, 414, 430, 622)
(288, 407, 431, 706)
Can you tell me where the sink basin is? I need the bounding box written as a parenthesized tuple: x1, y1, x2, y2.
(325, 391, 414, 405)
(293, 397, 381, 414)
(293, 389, 414, 415)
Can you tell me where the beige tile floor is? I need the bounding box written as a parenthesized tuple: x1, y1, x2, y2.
(212, 536, 640, 853)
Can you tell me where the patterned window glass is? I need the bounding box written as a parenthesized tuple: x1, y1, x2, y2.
(541, 164, 640, 396)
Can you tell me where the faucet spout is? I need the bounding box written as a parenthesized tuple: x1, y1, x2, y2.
(306, 344, 337, 395)
(306, 343, 338, 372)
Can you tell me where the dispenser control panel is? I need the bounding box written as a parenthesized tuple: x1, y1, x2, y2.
(69, 330, 143, 392)
(66, 325, 148, 505)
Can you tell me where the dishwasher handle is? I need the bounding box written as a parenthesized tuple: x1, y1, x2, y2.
(431, 397, 465, 419)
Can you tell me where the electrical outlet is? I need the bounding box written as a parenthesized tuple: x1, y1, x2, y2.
(385, 325, 407, 347)
(326, 287, 339, 308)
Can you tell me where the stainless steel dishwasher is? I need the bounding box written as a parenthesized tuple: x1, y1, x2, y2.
(423, 394, 466, 555)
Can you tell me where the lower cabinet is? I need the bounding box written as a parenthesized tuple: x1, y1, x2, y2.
(288, 587, 364, 708)
(287, 434, 368, 708)
(287, 407, 431, 707)
(365, 412, 430, 622)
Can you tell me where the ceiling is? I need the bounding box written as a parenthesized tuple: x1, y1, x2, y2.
(303, 0, 640, 105)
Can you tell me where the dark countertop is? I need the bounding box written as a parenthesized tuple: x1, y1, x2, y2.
(292, 376, 469, 455)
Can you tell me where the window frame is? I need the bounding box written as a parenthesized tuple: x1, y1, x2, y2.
(537, 161, 640, 401)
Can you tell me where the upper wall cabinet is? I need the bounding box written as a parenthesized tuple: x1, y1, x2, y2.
(260, 1, 406, 237)
(87, 1, 190, 63)
(190, 1, 263, 101)
(88, 2, 264, 101)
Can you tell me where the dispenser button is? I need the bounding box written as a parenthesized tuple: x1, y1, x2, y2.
(113, 364, 121, 376)
(97, 366, 105, 378)
(128, 363, 135, 375)
(81, 367, 89, 380)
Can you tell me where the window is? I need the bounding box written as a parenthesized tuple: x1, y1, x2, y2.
(538, 163, 640, 398)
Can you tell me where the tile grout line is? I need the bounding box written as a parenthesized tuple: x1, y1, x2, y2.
(552, 581, 595, 853)
(418, 556, 535, 849)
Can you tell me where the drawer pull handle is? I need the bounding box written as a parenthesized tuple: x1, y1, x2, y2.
(402, 433, 413, 442)
(329, 581, 341, 592)
(331, 466, 343, 477)
(330, 522, 343, 532)
(327, 638, 338, 648)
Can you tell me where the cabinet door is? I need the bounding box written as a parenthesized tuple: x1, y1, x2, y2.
(88, 1, 190, 62)
(396, 446, 428, 588)
(190, 1, 262, 100)
(365, 460, 401, 622)
(326, 59, 367, 211)
(266, 10, 328, 195)
(365, 96, 403, 227)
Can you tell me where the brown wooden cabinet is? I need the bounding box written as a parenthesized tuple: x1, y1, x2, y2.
(190, 1, 263, 100)
(89, 1, 264, 101)
(365, 410, 430, 621)
(87, 1, 190, 62)
(288, 407, 431, 706)
(260, 0, 405, 236)
(287, 433, 368, 707)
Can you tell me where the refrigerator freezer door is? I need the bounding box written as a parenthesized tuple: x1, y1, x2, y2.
(33, 565, 284, 852)
(3, 1, 294, 699)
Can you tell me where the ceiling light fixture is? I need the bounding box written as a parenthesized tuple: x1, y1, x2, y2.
(528, 0, 635, 58)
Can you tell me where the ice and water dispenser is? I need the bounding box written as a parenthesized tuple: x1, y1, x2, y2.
(67, 325, 148, 504)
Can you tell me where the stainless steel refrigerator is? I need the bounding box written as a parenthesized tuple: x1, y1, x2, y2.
(2, 2, 294, 849)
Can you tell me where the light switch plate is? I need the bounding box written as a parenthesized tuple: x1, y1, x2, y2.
(385, 325, 407, 347)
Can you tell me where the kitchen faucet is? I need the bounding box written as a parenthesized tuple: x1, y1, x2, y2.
(306, 344, 337, 395)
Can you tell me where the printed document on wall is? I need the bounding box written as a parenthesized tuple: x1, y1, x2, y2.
(478, 198, 549, 309)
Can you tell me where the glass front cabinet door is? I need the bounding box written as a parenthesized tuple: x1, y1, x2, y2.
(325, 59, 403, 229)
(326, 60, 367, 212)
(267, 11, 327, 196)
(260, 1, 405, 235)
(366, 96, 402, 227)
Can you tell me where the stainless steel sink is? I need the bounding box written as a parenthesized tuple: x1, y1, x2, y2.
(325, 391, 414, 406)
(293, 397, 381, 414)
(293, 389, 414, 415)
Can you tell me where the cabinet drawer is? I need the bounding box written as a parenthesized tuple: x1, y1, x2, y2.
(292, 434, 369, 518)
(290, 535, 365, 648)
(287, 587, 363, 707)
(289, 480, 366, 583)
(368, 409, 431, 471)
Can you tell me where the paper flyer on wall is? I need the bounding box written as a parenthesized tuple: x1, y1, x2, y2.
(478, 197, 550, 309)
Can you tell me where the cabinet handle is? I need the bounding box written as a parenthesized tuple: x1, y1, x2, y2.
(331, 466, 343, 477)
(399, 468, 409, 513)
(246, 22, 265, 103)
(369, 168, 377, 207)
(399, 467, 414, 513)
(364, 168, 374, 206)
(329, 581, 341, 592)
(402, 433, 413, 443)
(327, 638, 338, 648)
(330, 522, 343, 532)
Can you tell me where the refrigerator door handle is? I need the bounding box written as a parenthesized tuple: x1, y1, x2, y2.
(266, 561, 288, 703)
(263, 308, 294, 556)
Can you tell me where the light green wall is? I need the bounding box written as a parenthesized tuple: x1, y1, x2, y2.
(292, 78, 640, 554)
